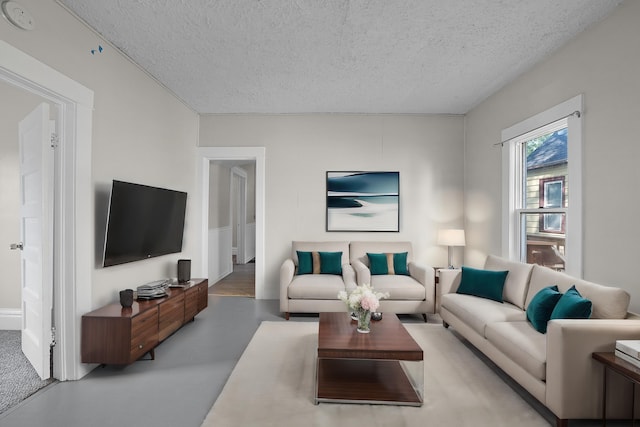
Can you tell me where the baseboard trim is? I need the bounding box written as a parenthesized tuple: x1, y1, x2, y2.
(0, 308, 22, 330)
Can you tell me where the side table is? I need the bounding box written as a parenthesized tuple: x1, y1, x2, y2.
(592, 352, 639, 426)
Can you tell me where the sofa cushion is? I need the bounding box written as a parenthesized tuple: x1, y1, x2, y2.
(484, 255, 534, 309)
(369, 275, 425, 300)
(457, 266, 508, 303)
(367, 252, 409, 275)
(526, 265, 629, 319)
(550, 285, 592, 320)
(526, 285, 562, 333)
(441, 293, 526, 337)
(485, 321, 547, 381)
(287, 275, 346, 300)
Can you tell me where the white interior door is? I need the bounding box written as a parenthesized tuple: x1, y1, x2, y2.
(18, 103, 54, 380)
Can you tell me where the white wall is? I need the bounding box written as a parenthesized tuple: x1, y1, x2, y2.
(464, 0, 640, 310)
(209, 163, 231, 228)
(208, 162, 232, 281)
(0, 0, 200, 309)
(199, 114, 465, 299)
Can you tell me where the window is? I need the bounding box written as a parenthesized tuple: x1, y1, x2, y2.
(501, 95, 582, 276)
(540, 177, 565, 233)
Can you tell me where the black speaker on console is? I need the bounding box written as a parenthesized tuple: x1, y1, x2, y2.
(178, 259, 191, 283)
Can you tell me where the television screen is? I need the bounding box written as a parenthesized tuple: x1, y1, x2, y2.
(102, 180, 187, 267)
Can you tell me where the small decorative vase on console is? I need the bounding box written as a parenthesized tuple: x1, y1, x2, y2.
(119, 289, 134, 308)
(356, 309, 372, 333)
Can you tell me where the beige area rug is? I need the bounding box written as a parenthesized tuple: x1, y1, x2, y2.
(202, 321, 549, 427)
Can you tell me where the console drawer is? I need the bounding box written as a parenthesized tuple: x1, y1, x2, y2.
(130, 306, 158, 362)
(185, 286, 199, 320)
(131, 306, 158, 337)
(159, 293, 185, 341)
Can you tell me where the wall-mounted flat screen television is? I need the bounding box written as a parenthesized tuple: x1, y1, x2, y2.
(102, 180, 187, 267)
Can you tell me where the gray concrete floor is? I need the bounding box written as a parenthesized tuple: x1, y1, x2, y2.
(0, 296, 286, 427)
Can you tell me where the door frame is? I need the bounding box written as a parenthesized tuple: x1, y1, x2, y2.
(231, 166, 248, 264)
(198, 147, 265, 299)
(0, 41, 94, 380)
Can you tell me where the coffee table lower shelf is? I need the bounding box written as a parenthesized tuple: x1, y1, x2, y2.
(315, 358, 422, 406)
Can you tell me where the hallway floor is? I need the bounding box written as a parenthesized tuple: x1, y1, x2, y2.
(208, 258, 255, 298)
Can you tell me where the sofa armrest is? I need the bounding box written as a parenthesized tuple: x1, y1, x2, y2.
(342, 263, 357, 292)
(409, 262, 435, 301)
(280, 259, 295, 312)
(439, 269, 462, 295)
(409, 262, 435, 286)
(352, 259, 371, 286)
(546, 318, 640, 419)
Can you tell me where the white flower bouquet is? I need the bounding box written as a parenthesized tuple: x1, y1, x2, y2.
(338, 284, 389, 333)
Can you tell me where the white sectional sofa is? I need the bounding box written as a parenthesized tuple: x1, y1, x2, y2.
(440, 255, 640, 427)
(280, 241, 434, 321)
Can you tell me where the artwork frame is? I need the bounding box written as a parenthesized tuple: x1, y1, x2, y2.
(326, 171, 400, 232)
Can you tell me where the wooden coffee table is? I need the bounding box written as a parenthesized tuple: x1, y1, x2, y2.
(315, 312, 424, 406)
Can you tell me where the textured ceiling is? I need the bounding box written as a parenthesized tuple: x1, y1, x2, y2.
(58, 0, 622, 114)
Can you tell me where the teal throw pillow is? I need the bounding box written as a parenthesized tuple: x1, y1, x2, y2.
(296, 251, 313, 275)
(367, 252, 409, 275)
(368, 253, 389, 275)
(526, 285, 562, 333)
(393, 252, 409, 275)
(456, 266, 508, 303)
(319, 251, 343, 275)
(550, 285, 592, 320)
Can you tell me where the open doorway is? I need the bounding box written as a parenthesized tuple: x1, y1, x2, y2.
(197, 147, 265, 300)
(208, 161, 256, 297)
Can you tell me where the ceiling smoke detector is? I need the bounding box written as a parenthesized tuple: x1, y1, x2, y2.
(1, 1, 35, 31)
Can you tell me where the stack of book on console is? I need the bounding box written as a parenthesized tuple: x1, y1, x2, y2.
(615, 340, 640, 368)
(136, 280, 170, 300)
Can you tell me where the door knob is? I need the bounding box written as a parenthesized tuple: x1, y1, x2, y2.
(10, 242, 24, 250)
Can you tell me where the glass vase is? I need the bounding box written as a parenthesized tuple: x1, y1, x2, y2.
(356, 309, 372, 333)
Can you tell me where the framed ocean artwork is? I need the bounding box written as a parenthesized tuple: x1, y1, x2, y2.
(326, 171, 399, 232)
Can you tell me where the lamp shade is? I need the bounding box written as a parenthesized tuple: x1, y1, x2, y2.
(437, 229, 466, 247)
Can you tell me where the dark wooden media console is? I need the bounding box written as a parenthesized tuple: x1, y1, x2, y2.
(81, 279, 208, 365)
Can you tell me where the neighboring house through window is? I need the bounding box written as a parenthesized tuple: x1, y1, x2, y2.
(501, 95, 583, 277)
(540, 176, 565, 233)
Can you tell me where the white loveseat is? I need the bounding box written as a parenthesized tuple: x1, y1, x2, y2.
(280, 241, 355, 320)
(350, 241, 435, 321)
(440, 255, 640, 427)
(280, 241, 435, 321)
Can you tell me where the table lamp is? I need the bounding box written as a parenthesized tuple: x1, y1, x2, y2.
(437, 229, 466, 269)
